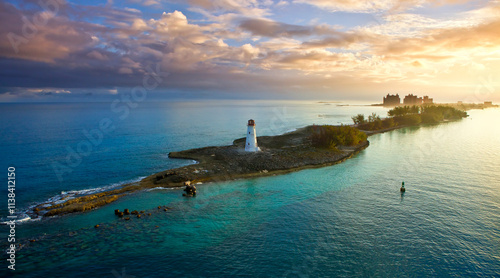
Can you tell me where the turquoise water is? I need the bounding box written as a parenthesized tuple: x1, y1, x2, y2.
(1, 102, 499, 277)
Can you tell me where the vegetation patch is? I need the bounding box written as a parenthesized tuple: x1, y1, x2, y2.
(310, 125, 367, 150)
(354, 105, 468, 131)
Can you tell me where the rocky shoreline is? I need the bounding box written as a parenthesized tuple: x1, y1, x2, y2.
(31, 126, 369, 218)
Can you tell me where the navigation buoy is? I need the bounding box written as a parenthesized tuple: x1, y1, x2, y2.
(400, 181, 406, 192)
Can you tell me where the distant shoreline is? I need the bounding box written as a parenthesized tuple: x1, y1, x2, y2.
(371, 102, 499, 109)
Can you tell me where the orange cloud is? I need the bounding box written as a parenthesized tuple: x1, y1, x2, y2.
(294, 0, 477, 13)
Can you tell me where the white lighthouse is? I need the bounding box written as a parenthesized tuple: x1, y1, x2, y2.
(245, 119, 260, 152)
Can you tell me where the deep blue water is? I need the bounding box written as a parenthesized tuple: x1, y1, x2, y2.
(0, 101, 499, 277)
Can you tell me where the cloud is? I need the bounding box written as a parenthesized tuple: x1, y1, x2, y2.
(118, 67, 133, 74)
(128, 0, 160, 6)
(294, 0, 396, 13)
(123, 7, 142, 13)
(168, 0, 271, 17)
(294, 0, 476, 13)
(239, 18, 315, 37)
(1, 0, 500, 102)
(301, 32, 375, 49)
(378, 18, 500, 56)
(87, 50, 109, 61)
(0, 2, 96, 63)
(150, 10, 212, 43)
(276, 1, 289, 7)
(411, 60, 423, 67)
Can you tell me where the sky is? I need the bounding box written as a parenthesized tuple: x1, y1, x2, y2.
(0, 0, 499, 102)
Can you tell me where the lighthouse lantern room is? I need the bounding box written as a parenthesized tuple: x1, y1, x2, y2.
(245, 119, 260, 152)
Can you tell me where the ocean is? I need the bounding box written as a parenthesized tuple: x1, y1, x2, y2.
(0, 101, 499, 277)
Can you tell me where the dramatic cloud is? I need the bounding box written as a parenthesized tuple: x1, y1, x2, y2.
(0, 2, 96, 63)
(1, 0, 499, 102)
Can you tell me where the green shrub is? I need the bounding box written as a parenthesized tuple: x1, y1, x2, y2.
(421, 105, 468, 120)
(357, 117, 395, 131)
(421, 112, 443, 124)
(372, 119, 383, 130)
(310, 125, 367, 149)
(394, 114, 422, 125)
(357, 122, 370, 130)
(382, 117, 395, 128)
(388, 105, 420, 117)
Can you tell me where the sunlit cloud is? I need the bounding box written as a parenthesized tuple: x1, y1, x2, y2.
(0, 0, 499, 102)
(294, 0, 477, 13)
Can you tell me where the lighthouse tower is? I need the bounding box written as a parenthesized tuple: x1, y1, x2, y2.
(245, 119, 260, 152)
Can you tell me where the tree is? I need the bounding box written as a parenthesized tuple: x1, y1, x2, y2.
(368, 112, 381, 122)
(382, 117, 395, 128)
(351, 114, 366, 125)
(409, 105, 420, 114)
(394, 114, 422, 125)
(310, 125, 367, 149)
(388, 106, 411, 117)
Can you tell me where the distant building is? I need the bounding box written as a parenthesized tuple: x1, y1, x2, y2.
(457, 101, 463, 105)
(484, 101, 493, 107)
(383, 94, 400, 107)
(403, 94, 423, 105)
(422, 96, 433, 104)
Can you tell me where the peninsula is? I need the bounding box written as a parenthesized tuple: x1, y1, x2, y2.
(31, 105, 469, 218)
(35, 125, 368, 217)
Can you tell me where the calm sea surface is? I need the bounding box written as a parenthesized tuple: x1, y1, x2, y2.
(0, 101, 499, 277)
